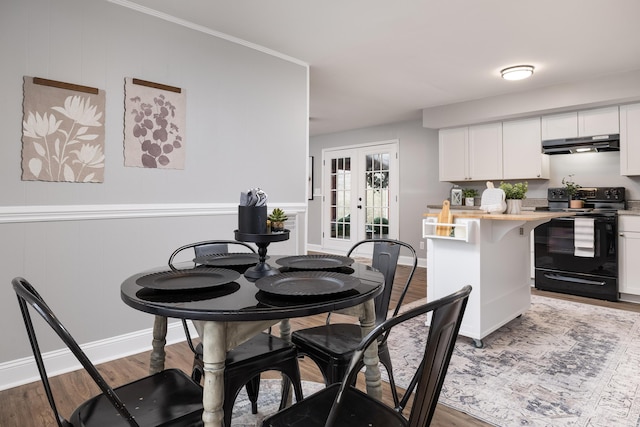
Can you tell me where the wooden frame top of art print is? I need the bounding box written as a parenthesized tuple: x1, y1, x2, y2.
(124, 77, 186, 169)
(22, 76, 106, 183)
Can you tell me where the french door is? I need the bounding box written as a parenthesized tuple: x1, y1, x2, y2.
(322, 141, 399, 253)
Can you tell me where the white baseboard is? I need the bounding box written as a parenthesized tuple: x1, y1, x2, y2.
(0, 321, 195, 392)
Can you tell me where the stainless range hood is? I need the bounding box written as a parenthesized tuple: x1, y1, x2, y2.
(542, 134, 620, 154)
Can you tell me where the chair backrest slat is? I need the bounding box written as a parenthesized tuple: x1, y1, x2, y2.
(168, 239, 256, 270)
(347, 238, 418, 325)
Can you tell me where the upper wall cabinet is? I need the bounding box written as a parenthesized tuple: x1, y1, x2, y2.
(439, 120, 549, 182)
(469, 123, 503, 180)
(579, 106, 619, 136)
(439, 127, 468, 181)
(620, 103, 640, 176)
(503, 118, 549, 180)
(439, 123, 502, 182)
(541, 106, 619, 140)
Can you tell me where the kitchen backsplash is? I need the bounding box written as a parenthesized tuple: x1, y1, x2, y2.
(433, 198, 640, 211)
(522, 198, 548, 208)
(627, 200, 640, 210)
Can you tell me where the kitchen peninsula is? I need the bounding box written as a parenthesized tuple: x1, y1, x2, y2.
(423, 210, 573, 348)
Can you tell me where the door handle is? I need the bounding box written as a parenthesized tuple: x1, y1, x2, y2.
(544, 273, 606, 287)
(357, 205, 362, 209)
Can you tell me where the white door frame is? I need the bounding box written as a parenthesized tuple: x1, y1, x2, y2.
(321, 140, 399, 254)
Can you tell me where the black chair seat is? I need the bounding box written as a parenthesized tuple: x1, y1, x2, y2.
(292, 324, 370, 360)
(70, 369, 203, 427)
(262, 383, 407, 427)
(224, 332, 298, 367)
(292, 323, 393, 389)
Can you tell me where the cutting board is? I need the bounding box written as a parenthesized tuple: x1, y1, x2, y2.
(436, 200, 453, 236)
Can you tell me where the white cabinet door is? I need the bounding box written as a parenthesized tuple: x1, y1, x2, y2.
(439, 127, 468, 181)
(541, 112, 577, 140)
(468, 122, 502, 180)
(542, 107, 620, 140)
(503, 117, 549, 180)
(579, 106, 619, 136)
(620, 103, 640, 176)
(619, 216, 640, 296)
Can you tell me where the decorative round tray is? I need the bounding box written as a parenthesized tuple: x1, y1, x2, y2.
(275, 255, 354, 270)
(136, 268, 240, 291)
(193, 252, 262, 267)
(255, 271, 360, 297)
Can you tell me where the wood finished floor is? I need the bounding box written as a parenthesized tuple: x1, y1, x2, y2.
(3, 263, 640, 427)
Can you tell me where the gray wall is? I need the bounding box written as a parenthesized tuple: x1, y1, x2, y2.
(0, 0, 307, 386)
(309, 119, 451, 260)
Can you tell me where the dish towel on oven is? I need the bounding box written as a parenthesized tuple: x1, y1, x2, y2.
(574, 217, 595, 257)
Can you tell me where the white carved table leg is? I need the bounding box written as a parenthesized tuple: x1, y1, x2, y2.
(201, 321, 226, 427)
(149, 315, 167, 374)
(360, 299, 382, 399)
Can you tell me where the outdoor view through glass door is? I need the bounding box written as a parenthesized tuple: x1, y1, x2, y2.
(322, 141, 399, 253)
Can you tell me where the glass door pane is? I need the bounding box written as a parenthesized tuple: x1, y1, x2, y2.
(364, 152, 390, 239)
(329, 156, 352, 239)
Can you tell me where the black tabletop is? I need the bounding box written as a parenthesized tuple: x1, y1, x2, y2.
(121, 256, 384, 322)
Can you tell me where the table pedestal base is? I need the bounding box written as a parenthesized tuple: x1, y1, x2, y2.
(234, 230, 289, 279)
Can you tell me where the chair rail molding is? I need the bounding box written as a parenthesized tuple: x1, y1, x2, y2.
(0, 203, 308, 224)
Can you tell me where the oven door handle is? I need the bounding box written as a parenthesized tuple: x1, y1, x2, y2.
(544, 273, 606, 287)
(549, 216, 615, 222)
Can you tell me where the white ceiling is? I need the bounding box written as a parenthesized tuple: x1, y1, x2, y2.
(123, 0, 640, 136)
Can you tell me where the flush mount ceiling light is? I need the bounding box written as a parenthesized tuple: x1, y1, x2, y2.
(501, 65, 534, 81)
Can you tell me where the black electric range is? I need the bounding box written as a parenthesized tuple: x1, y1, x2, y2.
(534, 187, 626, 301)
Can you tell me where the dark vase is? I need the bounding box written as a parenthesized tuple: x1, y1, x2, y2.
(238, 205, 267, 234)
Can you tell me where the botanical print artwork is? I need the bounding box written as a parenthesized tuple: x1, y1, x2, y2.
(124, 78, 185, 169)
(21, 77, 105, 183)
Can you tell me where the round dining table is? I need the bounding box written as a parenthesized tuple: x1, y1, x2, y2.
(121, 255, 385, 427)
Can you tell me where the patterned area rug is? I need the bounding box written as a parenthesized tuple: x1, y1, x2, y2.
(388, 295, 640, 426)
(232, 380, 324, 426)
(232, 295, 640, 426)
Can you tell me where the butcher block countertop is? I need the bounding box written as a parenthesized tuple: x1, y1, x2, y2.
(424, 211, 575, 221)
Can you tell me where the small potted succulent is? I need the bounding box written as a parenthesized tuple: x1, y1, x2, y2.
(562, 175, 583, 208)
(268, 208, 288, 232)
(462, 188, 478, 206)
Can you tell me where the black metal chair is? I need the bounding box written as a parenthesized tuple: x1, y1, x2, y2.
(262, 285, 472, 427)
(291, 239, 417, 405)
(12, 276, 204, 427)
(169, 240, 303, 426)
